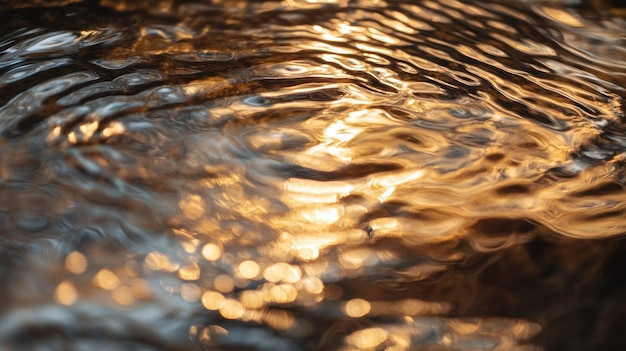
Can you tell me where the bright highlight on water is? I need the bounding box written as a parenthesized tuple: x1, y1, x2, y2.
(0, 0, 625, 350)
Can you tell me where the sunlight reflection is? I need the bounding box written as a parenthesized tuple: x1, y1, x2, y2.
(145, 251, 179, 272)
(181, 283, 202, 302)
(302, 276, 325, 294)
(284, 178, 354, 197)
(201, 291, 225, 310)
(262, 310, 296, 331)
(369, 299, 450, 317)
(179, 194, 206, 220)
(343, 298, 371, 318)
(112, 286, 135, 306)
(240, 290, 265, 309)
(237, 260, 261, 280)
(4, 0, 624, 350)
(93, 269, 120, 290)
(201, 243, 223, 261)
(65, 251, 88, 275)
(347, 327, 388, 349)
(299, 204, 344, 224)
(101, 121, 126, 138)
(178, 263, 200, 281)
(263, 263, 302, 284)
(265, 283, 298, 303)
(293, 244, 320, 261)
(539, 6, 583, 27)
(131, 278, 151, 299)
(219, 299, 245, 319)
(54, 280, 78, 306)
(214, 275, 235, 293)
(339, 317, 541, 350)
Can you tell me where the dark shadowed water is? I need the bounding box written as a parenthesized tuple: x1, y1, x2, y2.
(1, 0, 625, 350)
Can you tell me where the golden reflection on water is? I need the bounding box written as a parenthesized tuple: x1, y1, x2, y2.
(65, 251, 88, 275)
(144, 251, 178, 272)
(93, 269, 120, 290)
(178, 262, 200, 281)
(2, 0, 625, 349)
(343, 298, 371, 318)
(112, 285, 136, 305)
(54, 281, 78, 306)
(201, 243, 223, 261)
(346, 327, 388, 349)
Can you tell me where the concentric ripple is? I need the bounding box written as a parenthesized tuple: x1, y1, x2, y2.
(1, 0, 625, 350)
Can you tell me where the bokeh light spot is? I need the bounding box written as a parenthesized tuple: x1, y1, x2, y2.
(237, 260, 260, 280)
(65, 251, 87, 275)
(344, 298, 371, 317)
(55, 280, 78, 306)
(202, 243, 222, 261)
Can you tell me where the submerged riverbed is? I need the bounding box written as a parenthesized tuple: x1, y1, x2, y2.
(1, 0, 625, 350)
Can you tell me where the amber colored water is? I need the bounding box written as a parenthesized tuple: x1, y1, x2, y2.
(0, 0, 625, 350)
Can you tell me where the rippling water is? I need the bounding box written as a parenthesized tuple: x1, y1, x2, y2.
(1, 0, 625, 350)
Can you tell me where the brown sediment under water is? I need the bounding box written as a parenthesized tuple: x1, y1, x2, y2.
(0, 0, 625, 350)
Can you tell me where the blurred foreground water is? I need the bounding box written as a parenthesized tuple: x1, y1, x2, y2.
(0, 0, 625, 350)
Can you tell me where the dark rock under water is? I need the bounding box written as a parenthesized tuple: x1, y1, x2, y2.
(0, 0, 625, 350)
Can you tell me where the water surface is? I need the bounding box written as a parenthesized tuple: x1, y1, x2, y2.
(1, 0, 626, 350)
